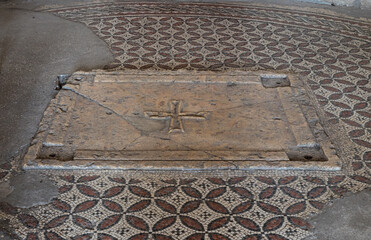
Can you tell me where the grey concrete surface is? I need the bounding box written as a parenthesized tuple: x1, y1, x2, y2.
(0, 8, 113, 163)
(306, 190, 371, 240)
(0, 172, 58, 208)
(0, 181, 13, 198)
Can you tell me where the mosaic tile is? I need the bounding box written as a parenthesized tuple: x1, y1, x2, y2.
(0, 2, 370, 240)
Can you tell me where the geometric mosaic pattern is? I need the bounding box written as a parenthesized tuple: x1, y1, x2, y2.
(49, 2, 371, 171)
(2, 173, 366, 240)
(0, 2, 370, 239)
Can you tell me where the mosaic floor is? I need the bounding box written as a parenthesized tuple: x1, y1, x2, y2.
(0, 2, 370, 239)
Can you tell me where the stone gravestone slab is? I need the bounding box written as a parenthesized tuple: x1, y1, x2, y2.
(23, 71, 341, 170)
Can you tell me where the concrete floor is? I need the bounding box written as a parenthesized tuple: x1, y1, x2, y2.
(0, 8, 113, 163)
(0, 7, 113, 239)
(0, 1, 370, 239)
(306, 190, 371, 240)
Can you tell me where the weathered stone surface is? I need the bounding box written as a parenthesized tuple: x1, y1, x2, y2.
(23, 71, 341, 170)
(306, 190, 371, 240)
(0, 172, 58, 208)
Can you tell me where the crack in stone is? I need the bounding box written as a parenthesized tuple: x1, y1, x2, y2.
(62, 87, 145, 133)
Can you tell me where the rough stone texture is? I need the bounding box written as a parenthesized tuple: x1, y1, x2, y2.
(0, 182, 13, 199)
(0, 8, 113, 164)
(361, 0, 371, 8)
(0, 172, 59, 208)
(306, 190, 371, 240)
(23, 71, 341, 170)
(316, 0, 371, 9)
(329, 0, 371, 9)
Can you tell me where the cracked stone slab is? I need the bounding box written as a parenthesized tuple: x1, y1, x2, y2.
(22, 70, 343, 170)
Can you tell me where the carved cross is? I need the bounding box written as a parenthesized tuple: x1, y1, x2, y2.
(145, 100, 208, 133)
